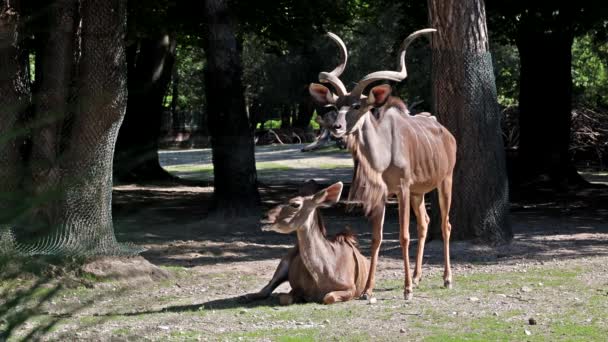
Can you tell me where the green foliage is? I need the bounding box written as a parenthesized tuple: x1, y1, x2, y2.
(572, 34, 608, 107)
(173, 42, 205, 112)
(492, 43, 520, 107)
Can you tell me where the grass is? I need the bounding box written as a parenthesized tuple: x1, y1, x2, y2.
(317, 163, 351, 169)
(164, 162, 292, 174)
(222, 327, 371, 342)
(2, 244, 606, 341)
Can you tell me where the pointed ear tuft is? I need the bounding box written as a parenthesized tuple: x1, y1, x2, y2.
(367, 84, 392, 107)
(309, 83, 336, 106)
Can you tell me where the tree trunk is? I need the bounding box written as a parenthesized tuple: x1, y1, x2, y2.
(293, 97, 315, 130)
(515, 25, 579, 188)
(202, 0, 260, 216)
(24, 0, 78, 240)
(280, 105, 292, 129)
(0, 0, 30, 226)
(45, 0, 130, 255)
(428, 0, 512, 243)
(114, 34, 177, 182)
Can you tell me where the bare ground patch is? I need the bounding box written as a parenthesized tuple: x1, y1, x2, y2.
(3, 146, 608, 341)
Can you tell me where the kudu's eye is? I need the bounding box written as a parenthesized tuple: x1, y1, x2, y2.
(289, 202, 301, 209)
(352, 103, 361, 110)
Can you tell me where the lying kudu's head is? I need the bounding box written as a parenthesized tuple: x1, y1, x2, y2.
(309, 29, 436, 138)
(261, 182, 343, 234)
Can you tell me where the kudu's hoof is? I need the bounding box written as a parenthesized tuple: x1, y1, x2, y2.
(359, 292, 372, 300)
(413, 277, 422, 287)
(444, 280, 453, 289)
(278, 294, 294, 306)
(404, 290, 413, 300)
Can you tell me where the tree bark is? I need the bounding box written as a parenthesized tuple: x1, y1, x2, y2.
(114, 34, 177, 182)
(43, 0, 130, 254)
(293, 96, 315, 130)
(428, 0, 512, 243)
(202, 0, 260, 216)
(0, 0, 30, 226)
(515, 22, 580, 188)
(24, 0, 78, 239)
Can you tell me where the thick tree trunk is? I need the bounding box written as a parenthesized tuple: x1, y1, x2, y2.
(114, 34, 176, 182)
(428, 0, 512, 243)
(45, 0, 129, 254)
(515, 28, 580, 188)
(202, 0, 260, 216)
(24, 0, 78, 239)
(0, 0, 30, 226)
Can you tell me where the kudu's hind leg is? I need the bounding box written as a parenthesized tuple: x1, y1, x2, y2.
(323, 287, 356, 304)
(244, 247, 296, 301)
(411, 194, 429, 287)
(361, 206, 385, 299)
(438, 177, 453, 288)
(398, 187, 413, 300)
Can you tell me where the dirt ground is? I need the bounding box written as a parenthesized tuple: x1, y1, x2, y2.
(2, 145, 608, 341)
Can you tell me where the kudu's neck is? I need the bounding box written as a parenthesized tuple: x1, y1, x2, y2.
(351, 110, 397, 172)
(296, 210, 335, 284)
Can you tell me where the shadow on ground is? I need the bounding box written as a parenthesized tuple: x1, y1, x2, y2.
(112, 177, 608, 270)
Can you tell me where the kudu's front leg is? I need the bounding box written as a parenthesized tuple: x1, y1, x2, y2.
(243, 247, 297, 301)
(361, 206, 385, 299)
(438, 177, 453, 288)
(398, 187, 413, 300)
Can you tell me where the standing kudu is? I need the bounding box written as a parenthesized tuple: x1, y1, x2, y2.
(309, 29, 457, 300)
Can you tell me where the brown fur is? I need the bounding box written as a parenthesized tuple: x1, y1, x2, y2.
(346, 97, 406, 216)
(309, 28, 454, 301)
(346, 133, 387, 216)
(249, 183, 369, 305)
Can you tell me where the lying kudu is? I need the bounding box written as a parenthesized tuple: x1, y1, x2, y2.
(309, 29, 457, 300)
(246, 182, 368, 305)
(301, 111, 347, 152)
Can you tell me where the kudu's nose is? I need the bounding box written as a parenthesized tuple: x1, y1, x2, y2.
(332, 123, 342, 130)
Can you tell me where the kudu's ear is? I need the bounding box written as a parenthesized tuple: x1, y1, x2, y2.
(309, 83, 337, 106)
(367, 84, 392, 107)
(313, 182, 343, 207)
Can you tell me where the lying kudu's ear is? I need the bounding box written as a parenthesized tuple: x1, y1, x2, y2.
(367, 84, 392, 107)
(309, 83, 337, 106)
(313, 182, 343, 207)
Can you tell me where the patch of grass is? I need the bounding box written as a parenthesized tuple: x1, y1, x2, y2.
(257, 162, 292, 171)
(163, 164, 213, 173)
(164, 162, 292, 174)
(78, 315, 106, 326)
(257, 303, 356, 322)
(455, 266, 582, 293)
(550, 321, 607, 340)
(223, 327, 370, 342)
(317, 163, 351, 170)
(111, 327, 131, 335)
